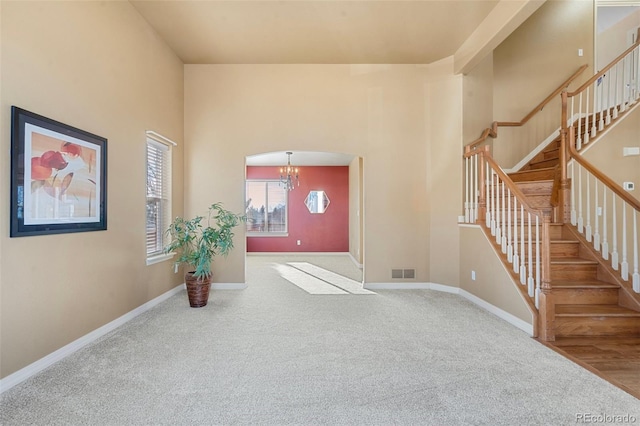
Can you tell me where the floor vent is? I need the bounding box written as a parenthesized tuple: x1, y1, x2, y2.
(392, 269, 415, 279)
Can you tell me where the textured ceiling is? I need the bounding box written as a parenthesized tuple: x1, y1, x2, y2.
(130, 0, 499, 64)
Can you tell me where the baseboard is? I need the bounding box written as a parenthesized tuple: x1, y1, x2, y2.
(0, 283, 185, 394)
(502, 128, 560, 174)
(365, 281, 533, 335)
(458, 289, 534, 335)
(364, 282, 432, 290)
(247, 252, 351, 256)
(348, 252, 363, 269)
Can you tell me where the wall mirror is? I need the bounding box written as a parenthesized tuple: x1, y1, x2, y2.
(305, 190, 330, 214)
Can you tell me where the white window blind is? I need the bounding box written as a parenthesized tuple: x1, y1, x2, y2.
(146, 139, 171, 257)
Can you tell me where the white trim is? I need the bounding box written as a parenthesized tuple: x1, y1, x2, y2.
(458, 223, 481, 229)
(577, 101, 640, 156)
(502, 128, 560, 174)
(348, 252, 363, 269)
(212, 283, 248, 290)
(364, 282, 432, 290)
(246, 252, 351, 256)
(0, 284, 185, 394)
(146, 253, 174, 266)
(146, 130, 177, 147)
(458, 289, 534, 335)
(364, 281, 533, 335)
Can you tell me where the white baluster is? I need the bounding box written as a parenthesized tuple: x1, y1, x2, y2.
(496, 176, 501, 244)
(486, 162, 491, 228)
(578, 165, 584, 233)
(633, 209, 640, 292)
(603, 73, 611, 126)
(621, 57, 627, 113)
(594, 179, 600, 251)
(501, 182, 506, 253)
(622, 203, 629, 281)
(613, 62, 619, 119)
(586, 172, 592, 242)
(507, 188, 512, 262)
(585, 87, 591, 144)
(612, 194, 619, 270)
(474, 155, 479, 222)
(577, 93, 583, 149)
(491, 171, 496, 236)
(465, 157, 470, 222)
(520, 204, 526, 285)
(598, 76, 605, 131)
(571, 162, 577, 226)
(513, 196, 519, 274)
(535, 215, 540, 309)
(528, 212, 534, 297)
(602, 187, 609, 260)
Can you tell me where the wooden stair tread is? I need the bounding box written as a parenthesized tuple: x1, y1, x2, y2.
(556, 304, 640, 317)
(551, 280, 619, 289)
(550, 257, 598, 265)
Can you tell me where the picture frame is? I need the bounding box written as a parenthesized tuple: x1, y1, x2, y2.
(10, 106, 107, 237)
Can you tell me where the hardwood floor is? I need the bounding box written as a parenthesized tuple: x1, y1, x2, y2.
(538, 336, 640, 400)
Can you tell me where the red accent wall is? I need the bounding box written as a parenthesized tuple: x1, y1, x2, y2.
(246, 166, 349, 252)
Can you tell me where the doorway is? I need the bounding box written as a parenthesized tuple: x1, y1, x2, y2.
(244, 151, 365, 288)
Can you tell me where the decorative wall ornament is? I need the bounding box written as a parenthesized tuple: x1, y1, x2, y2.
(10, 106, 107, 237)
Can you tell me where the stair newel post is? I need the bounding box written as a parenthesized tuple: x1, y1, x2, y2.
(559, 91, 571, 224)
(538, 212, 555, 341)
(477, 147, 487, 225)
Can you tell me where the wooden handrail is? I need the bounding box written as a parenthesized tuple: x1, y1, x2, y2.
(480, 147, 548, 218)
(465, 122, 498, 154)
(498, 64, 588, 127)
(568, 126, 640, 212)
(465, 64, 588, 152)
(568, 28, 640, 97)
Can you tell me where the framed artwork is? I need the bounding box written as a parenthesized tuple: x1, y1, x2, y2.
(10, 106, 107, 237)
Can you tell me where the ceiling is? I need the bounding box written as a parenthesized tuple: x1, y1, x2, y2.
(130, 0, 499, 64)
(131, 1, 503, 165)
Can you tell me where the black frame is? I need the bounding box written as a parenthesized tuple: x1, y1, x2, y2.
(10, 106, 107, 237)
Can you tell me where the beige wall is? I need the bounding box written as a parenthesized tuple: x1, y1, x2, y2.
(0, 2, 184, 378)
(463, 52, 494, 145)
(459, 226, 533, 323)
(348, 157, 363, 265)
(492, 0, 594, 168)
(583, 106, 640, 190)
(185, 64, 441, 284)
(425, 58, 463, 286)
(597, 7, 640, 70)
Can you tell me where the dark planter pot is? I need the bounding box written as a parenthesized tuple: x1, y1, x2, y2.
(185, 272, 211, 308)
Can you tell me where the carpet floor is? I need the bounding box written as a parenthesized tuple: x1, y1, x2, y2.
(1, 254, 638, 425)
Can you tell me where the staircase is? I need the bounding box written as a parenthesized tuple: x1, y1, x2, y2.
(505, 135, 640, 340)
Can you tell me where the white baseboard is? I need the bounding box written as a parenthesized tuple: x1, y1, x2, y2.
(364, 282, 432, 290)
(348, 252, 363, 269)
(503, 128, 560, 174)
(0, 284, 185, 395)
(458, 289, 534, 335)
(247, 252, 350, 256)
(365, 281, 533, 335)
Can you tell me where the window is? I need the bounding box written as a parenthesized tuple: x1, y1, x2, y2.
(146, 138, 171, 261)
(246, 181, 287, 235)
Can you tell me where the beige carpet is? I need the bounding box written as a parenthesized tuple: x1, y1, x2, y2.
(1, 254, 638, 425)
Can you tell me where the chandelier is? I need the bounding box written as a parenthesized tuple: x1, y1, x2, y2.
(279, 151, 299, 191)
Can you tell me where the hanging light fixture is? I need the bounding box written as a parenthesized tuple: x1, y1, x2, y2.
(279, 151, 299, 191)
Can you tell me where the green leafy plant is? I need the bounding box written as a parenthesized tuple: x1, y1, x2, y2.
(165, 203, 246, 279)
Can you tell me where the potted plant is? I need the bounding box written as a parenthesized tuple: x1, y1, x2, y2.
(165, 202, 245, 308)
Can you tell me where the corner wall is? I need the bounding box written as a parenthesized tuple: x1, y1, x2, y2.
(0, 1, 184, 378)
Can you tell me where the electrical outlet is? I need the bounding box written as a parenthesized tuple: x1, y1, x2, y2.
(471, 270, 476, 281)
(597, 207, 602, 216)
(624, 182, 635, 191)
(297, 240, 301, 246)
(578, 48, 583, 57)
